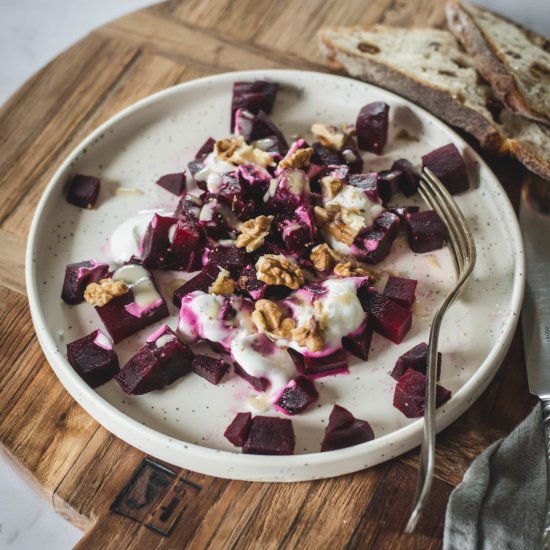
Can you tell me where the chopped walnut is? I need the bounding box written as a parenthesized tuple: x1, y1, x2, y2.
(251, 299, 295, 339)
(311, 123, 346, 150)
(310, 243, 342, 272)
(313, 205, 364, 246)
(236, 215, 274, 252)
(215, 136, 273, 168)
(209, 268, 236, 296)
(320, 175, 343, 200)
(334, 262, 373, 278)
(292, 317, 325, 353)
(84, 278, 129, 307)
(255, 254, 304, 289)
(278, 147, 314, 170)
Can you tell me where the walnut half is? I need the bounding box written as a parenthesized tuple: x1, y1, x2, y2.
(310, 243, 342, 272)
(236, 215, 274, 253)
(314, 204, 364, 246)
(255, 254, 304, 290)
(209, 268, 236, 296)
(84, 278, 129, 307)
(292, 317, 325, 353)
(278, 147, 314, 170)
(333, 261, 373, 278)
(251, 299, 295, 340)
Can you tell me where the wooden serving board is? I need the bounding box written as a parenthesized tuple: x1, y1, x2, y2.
(0, 1, 536, 547)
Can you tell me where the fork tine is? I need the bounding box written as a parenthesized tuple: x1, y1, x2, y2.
(405, 169, 476, 533)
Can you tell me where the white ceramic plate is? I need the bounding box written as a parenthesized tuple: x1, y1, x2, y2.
(26, 70, 524, 482)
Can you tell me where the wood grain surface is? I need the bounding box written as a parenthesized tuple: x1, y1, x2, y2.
(0, 1, 536, 548)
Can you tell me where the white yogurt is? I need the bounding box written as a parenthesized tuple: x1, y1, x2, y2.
(194, 152, 237, 193)
(112, 264, 163, 316)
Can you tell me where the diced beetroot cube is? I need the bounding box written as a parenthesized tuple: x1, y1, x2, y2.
(348, 172, 380, 203)
(243, 416, 295, 455)
(320, 404, 375, 452)
(361, 292, 412, 344)
(66, 329, 119, 388)
(374, 210, 400, 238)
(115, 325, 194, 395)
(392, 158, 420, 197)
(140, 214, 176, 269)
(275, 376, 319, 415)
(267, 168, 307, 213)
(95, 270, 169, 343)
(391, 342, 442, 381)
(383, 276, 417, 308)
(355, 211, 399, 264)
(404, 210, 446, 253)
(389, 205, 420, 221)
(231, 81, 279, 131)
(191, 354, 229, 385)
(377, 169, 403, 204)
(339, 144, 363, 174)
(311, 141, 341, 166)
(233, 359, 270, 392)
(342, 314, 372, 360)
(301, 348, 349, 377)
(199, 195, 239, 239)
(421, 143, 469, 195)
(238, 164, 272, 199)
(194, 137, 216, 159)
(168, 218, 203, 271)
(66, 174, 100, 209)
(393, 368, 451, 418)
(278, 217, 315, 253)
(224, 412, 252, 447)
(237, 264, 267, 300)
(173, 266, 219, 307)
(61, 260, 109, 304)
(356, 102, 389, 154)
(206, 245, 247, 278)
(187, 158, 206, 188)
(175, 194, 202, 220)
(156, 172, 186, 196)
(234, 109, 288, 152)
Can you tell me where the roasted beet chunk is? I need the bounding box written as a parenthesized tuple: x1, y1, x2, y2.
(194, 137, 216, 159)
(355, 211, 400, 265)
(243, 416, 295, 455)
(377, 169, 403, 204)
(206, 245, 246, 278)
(391, 158, 420, 196)
(173, 267, 219, 307)
(301, 348, 349, 377)
(275, 377, 319, 415)
(61, 260, 109, 304)
(404, 210, 446, 253)
(321, 405, 375, 452)
(393, 368, 451, 418)
(356, 102, 389, 154)
(191, 354, 229, 385)
(383, 276, 417, 308)
(233, 359, 270, 392)
(234, 109, 288, 152)
(391, 342, 442, 381)
(348, 172, 380, 203)
(66, 174, 100, 208)
(231, 81, 279, 131)
(140, 214, 176, 269)
(421, 143, 469, 195)
(361, 292, 412, 344)
(237, 264, 267, 300)
(115, 325, 193, 395)
(224, 412, 252, 447)
(66, 329, 119, 388)
(342, 314, 372, 360)
(156, 172, 186, 196)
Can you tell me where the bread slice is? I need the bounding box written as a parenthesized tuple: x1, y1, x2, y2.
(318, 25, 550, 180)
(446, 0, 550, 125)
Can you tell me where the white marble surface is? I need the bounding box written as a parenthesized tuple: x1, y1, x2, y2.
(0, 1, 547, 549)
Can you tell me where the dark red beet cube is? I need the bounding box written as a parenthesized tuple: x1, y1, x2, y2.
(278, 217, 315, 253)
(356, 102, 389, 154)
(243, 416, 295, 455)
(173, 267, 219, 307)
(156, 172, 186, 196)
(321, 404, 375, 452)
(348, 172, 380, 203)
(311, 141, 341, 166)
(66, 174, 100, 208)
(66, 329, 119, 388)
(224, 412, 252, 447)
(301, 348, 349, 377)
(339, 144, 364, 174)
(168, 217, 204, 271)
(115, 325, 193, 395)
(140, 214, 176, 269)
(231, 80, 279, 130)
(233, 359, 270, 392)
(383, 276, 417, 308)
(191, 354, 229, 385)
(61, 260, 109, 304)
(404, 210, 446, 253)
(237, 264, 267, 300)
(234, 109, 288, 152)
(391, 342, 442, 381)
(342, 314, 372, 361)
(361, 292, 412, 344)
(392, 158, 420, 197)
(377, 169, 403, 204)
(275, 376, 319, 415)
(206, 245, 246, 278)
(175, 194, 202, 220)
(194, 137, 216, 159)
(421, 143, 469, 195)
(238, 164, 272, 199)
(393, 368, 451, 418)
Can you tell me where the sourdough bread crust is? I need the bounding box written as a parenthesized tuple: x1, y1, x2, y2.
(446, 0, 550, 125)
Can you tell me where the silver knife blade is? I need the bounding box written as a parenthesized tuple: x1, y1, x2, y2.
(520, 177, 550, 400)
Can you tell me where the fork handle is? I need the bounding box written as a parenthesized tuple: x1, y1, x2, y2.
(542, 400, 550, 549)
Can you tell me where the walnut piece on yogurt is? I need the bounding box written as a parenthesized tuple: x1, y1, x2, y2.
(310, 243, 343, 272)
(278, 147, 314, 170)
(333, 261, 372, 278)
(314, 204, 364, 246)
(255, 254, 304, 289)
(84, 278, 128, 307)
(252, 299, 295, 339)
(209, 268, 236, 296)
(236, 215, 274, 252)
(215, 136, 273, 168)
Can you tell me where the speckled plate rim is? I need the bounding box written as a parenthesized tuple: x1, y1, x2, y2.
(26, 69, 524, 482)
